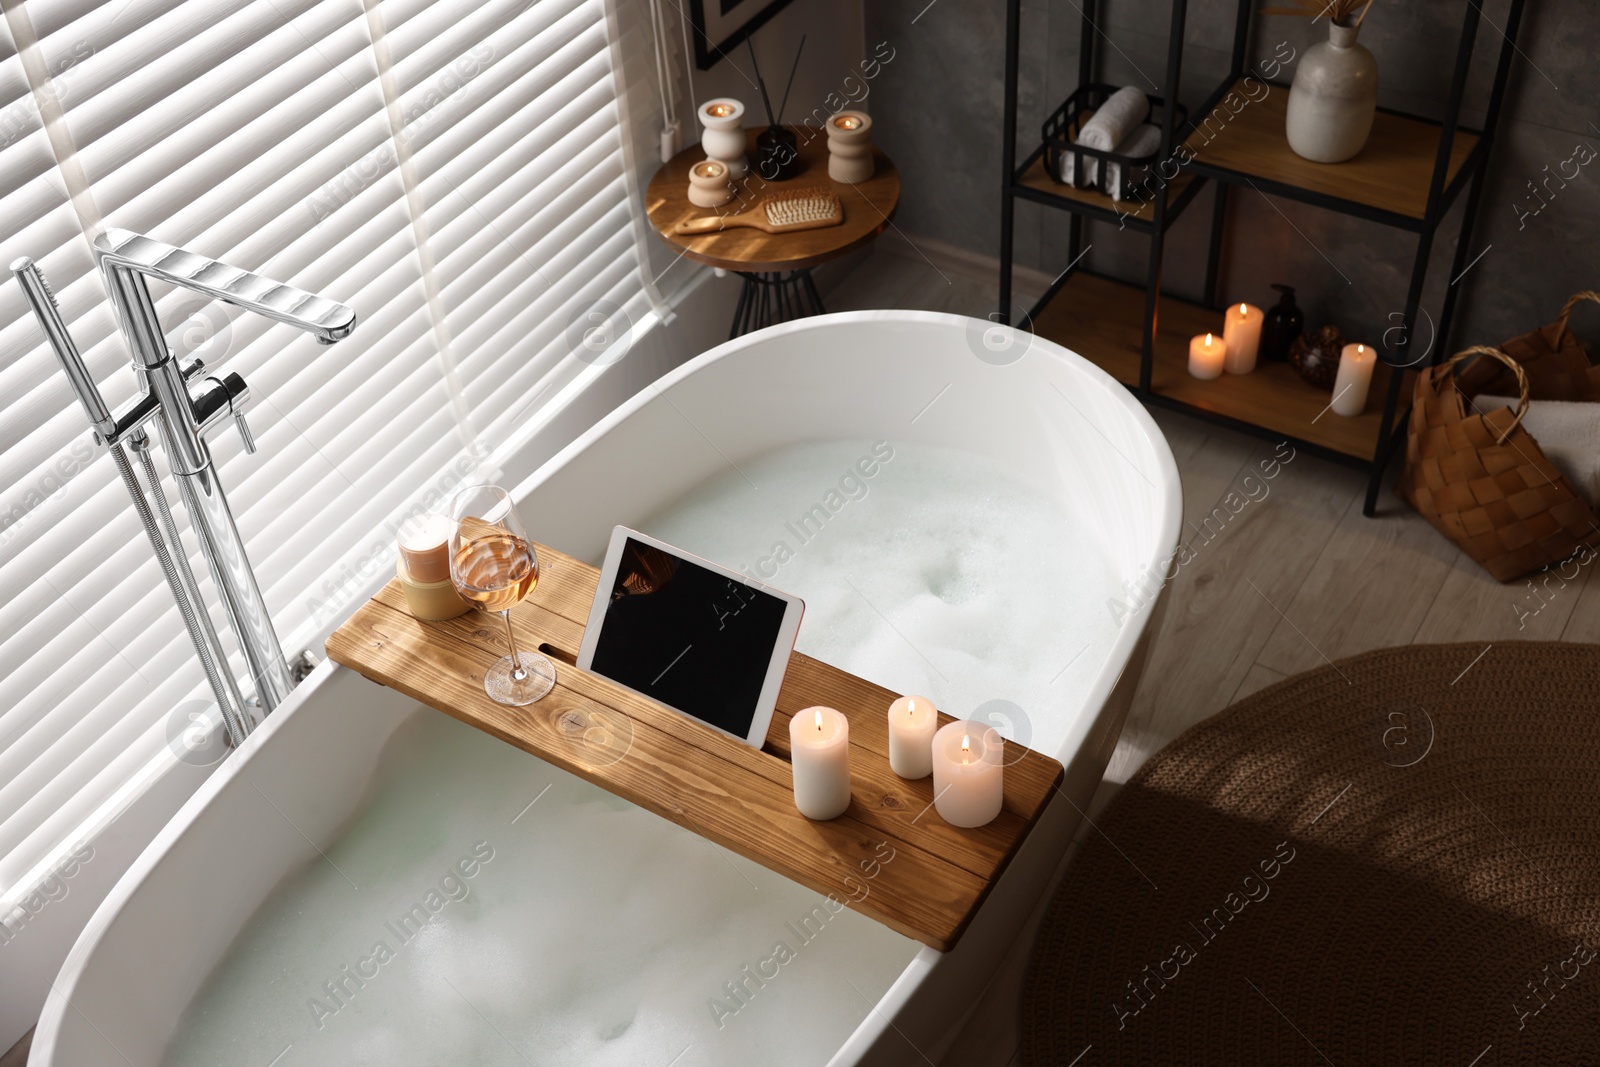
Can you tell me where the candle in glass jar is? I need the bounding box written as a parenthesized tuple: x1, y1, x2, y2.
(1331, 343, 1376, 416)
(790, 706, 851, 820)
(1223, 303, 1263, 374)
(887, 695, 937, 779)
(1188, 332, 1226, 380)
(932, 721, 1004, 828)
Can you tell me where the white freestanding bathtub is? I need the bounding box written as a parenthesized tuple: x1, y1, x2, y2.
(30, 311, 1180, 1067)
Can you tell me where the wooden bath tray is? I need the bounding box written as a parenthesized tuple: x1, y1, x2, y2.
(325, 542, 1063, 950)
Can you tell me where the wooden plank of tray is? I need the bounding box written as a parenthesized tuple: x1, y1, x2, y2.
(327, 543, 1063, 950)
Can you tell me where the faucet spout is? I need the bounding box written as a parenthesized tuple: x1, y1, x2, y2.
(92, 228, 357, 347)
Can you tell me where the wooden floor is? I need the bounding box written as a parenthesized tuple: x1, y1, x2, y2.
(822, 236, 1600, 1067)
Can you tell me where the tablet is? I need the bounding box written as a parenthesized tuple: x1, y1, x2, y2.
(577, 526, 805, 747)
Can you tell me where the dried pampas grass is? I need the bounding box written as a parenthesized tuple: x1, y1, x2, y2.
(1259, 0, 1374, 27)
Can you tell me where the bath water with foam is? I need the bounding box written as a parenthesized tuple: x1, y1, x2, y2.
(162, 440, 1122, 1067)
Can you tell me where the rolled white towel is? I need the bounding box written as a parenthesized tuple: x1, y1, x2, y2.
(1058, 122, 1162, 198)
(1478, 393, 1600, 505)
(1076, 86, 1149, 153)
(1108, 123, 1162, 200)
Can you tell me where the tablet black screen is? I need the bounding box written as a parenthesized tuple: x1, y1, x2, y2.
(588, 537, 790, 738)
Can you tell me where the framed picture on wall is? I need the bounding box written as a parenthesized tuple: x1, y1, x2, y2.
(688, 0, 800, 70)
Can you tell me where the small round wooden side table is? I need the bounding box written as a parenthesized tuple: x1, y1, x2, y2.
(644, 125, 900, 338)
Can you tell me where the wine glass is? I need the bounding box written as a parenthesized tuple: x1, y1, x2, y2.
(447, 485, 555, 705)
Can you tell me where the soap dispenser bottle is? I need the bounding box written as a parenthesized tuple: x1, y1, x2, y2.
(1260, 284, 1304, 362)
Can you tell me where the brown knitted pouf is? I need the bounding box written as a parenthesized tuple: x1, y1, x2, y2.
(1021, 642, 1600, 1066)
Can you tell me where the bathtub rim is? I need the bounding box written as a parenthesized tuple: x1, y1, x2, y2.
(28, 655, 351, 1066)
(32, 309, 1182, 1067)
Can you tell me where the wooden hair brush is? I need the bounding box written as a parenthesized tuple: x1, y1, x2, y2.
(675, 188, 843, 235)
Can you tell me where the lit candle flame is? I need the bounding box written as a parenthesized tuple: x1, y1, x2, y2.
(1357, 344, 1366, 354)
(814, 709, 824, 732)
(1205, 332, 1214, 346)
(707, 103, 733, 117)
(1238, 303, 1248, 317)
(960, 733, 971, 764)
(835, 115, 861, 130)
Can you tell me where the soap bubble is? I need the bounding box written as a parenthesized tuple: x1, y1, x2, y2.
(971, 699, 1032, 766)
(165, 699, 230, 768)
(965, 311, 1033, 366)
(1369, 701, 1434, 768)
(566, 297, 634, 366)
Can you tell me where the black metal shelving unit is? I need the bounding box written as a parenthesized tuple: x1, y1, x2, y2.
(998, 0, 1528, 515)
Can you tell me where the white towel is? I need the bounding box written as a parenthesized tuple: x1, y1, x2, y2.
(1076, 86, 1149, 153)
(1478, 393, 1600, 505)
(1058, 122, 1162, 199)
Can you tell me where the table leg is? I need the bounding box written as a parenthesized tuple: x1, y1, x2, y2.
(730, 270, 828, 338)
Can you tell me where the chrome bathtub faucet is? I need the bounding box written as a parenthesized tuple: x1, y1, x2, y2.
(13, 230, 356, 749)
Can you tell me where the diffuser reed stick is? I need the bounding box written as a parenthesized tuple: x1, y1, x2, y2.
(776, 34, 807, 126)
(746, 38, 777, 127)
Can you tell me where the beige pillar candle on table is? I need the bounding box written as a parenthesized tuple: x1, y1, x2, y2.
(1331, 342, 1376, 416)
(932, 721, 1004, 828)
(1223, 303, 1263, 374)
(397, 512, 453, 583)
(1188, 331, 1226, 379)
(686, 159, 733, 208)
(790, 706, 851, 820)
(887, 695, 937, 779)
(826, 110, 875, 184)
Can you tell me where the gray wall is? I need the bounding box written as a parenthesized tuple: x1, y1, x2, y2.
(861, 0, 1598, 353)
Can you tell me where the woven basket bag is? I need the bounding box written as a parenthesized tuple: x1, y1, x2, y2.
(1455, 290, 1600, 400)
(1398, 345, 1600, 582)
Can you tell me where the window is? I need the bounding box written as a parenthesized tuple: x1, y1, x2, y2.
(0, 0, 651, 940)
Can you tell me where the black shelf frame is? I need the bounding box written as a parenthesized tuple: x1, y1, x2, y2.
(997, 0, 1528, 515)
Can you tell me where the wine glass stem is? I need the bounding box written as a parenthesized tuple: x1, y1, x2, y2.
(500, 610, 527, 680)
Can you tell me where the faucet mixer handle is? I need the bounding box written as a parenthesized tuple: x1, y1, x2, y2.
(196, 371, 255, 454)
(232, 404, 257, 455)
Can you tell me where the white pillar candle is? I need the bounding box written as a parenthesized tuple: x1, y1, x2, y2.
(1331, 343, 1376, 416)
(698, 98, 748, 179)
(1188, 332, 1226, 380)
(887, 695, 937, 779)
(790, 706, 851, 820)
(1223, 303, 1263, 374)
(932, 721, 1004, 828)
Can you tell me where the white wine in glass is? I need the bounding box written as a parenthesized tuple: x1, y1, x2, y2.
(448, 485, 555, 705)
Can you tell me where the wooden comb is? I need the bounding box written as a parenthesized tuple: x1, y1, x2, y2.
(675, 187, 843, 235)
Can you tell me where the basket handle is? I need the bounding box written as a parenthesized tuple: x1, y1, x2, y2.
(1433, 345, 1530, 446)
(1554, 290, 1600, 345)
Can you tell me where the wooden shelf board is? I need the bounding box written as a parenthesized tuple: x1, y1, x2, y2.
(1034, 272, 1404, 461)
(1183, 79, 1478, 221)
(326, 544, 1063, 951)
(1015, 153, 1195, 227)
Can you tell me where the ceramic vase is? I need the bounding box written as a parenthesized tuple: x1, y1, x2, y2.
(698, 98, 748, 179)
(1285, 21, 1378, 164)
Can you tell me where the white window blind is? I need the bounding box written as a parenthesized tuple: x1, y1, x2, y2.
(0, 0, 647, 914)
